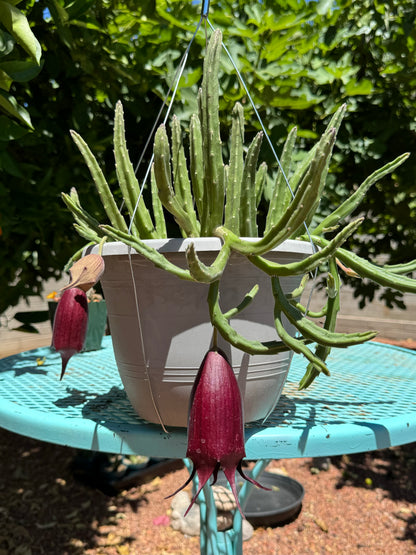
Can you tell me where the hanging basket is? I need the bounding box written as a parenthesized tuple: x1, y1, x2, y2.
(89, 238, 313, 427)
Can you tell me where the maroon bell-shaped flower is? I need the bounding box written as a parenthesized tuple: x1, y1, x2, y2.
(167, 348, 269, 516)
(52, 287, 88, 380)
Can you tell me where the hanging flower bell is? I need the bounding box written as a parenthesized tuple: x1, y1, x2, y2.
(52, 287, 88, 380)
(52, 253, 105, 380)
(167, 348, 269, 516)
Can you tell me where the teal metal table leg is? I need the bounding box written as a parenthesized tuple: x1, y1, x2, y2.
(200, 483, 235, 555)
(231, 459, 271, 554)
(183, 458, 271, 555)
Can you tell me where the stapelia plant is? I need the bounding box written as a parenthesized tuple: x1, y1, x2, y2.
(62, 29, 416, 389)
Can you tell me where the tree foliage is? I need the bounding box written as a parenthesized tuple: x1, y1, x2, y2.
(1, 0, 415, 314)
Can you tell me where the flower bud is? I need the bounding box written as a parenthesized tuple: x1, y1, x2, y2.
(52, 287, 88, 380)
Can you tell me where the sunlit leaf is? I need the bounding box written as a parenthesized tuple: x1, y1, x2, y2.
(344, 78, 374, 96)
(0, 1, 41, 63)
(0, 90, 33, 127)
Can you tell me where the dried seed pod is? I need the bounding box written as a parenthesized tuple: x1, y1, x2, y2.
(62, 254, 105, 292)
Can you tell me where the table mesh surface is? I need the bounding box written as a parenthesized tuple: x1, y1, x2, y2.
(0, 337, 141, 426)
(1, 336, 416, 457)
(256, 341, 416, 429)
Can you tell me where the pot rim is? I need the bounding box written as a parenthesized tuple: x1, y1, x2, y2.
(88, 238, 315, 256)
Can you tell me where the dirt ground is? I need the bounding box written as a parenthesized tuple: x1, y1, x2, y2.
(0, 337, 415, 555)
(0, 427, 415, 555)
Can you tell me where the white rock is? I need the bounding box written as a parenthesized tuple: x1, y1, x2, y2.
(242, 519, 254, 541)
(170, 490, 253, 541)
(170, 491, 200, 536)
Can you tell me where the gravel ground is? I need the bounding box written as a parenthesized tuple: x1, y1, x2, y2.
(0, 426, 415, 555)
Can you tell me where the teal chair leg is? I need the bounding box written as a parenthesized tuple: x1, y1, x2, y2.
(183, 458, 271, 555)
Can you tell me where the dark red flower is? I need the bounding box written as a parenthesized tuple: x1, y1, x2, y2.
(52, 287, 88, 379)
(167, 348, 269, 516)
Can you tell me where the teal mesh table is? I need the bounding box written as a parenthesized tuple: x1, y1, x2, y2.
(1, 336, 416, 554)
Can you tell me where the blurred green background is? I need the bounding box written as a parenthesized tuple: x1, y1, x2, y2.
(1, 0, 415, 315)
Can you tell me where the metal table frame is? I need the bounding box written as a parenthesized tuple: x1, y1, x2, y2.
(1, 337, 416, 554)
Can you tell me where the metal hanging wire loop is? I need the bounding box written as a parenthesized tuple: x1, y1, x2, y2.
(125, 3, 210, 433)
(125, 1, 321, 428)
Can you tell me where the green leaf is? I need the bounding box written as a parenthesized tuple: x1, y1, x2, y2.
(0, 1, 41, 63)
(344, 78, 373, 96)
(0, 28, 14, 56)
(0, 66, 11, 90)
(0, 90, 32, 127)
(316, 0, 334, 15)
(0, 114, 28, 140)
(0, 59, 42, 82)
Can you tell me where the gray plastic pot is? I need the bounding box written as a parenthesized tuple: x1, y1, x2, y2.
(90, 238, 313, 428)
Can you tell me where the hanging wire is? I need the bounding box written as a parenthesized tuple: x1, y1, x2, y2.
(125, 3, 210, 433)
(125, 0, 320, 422)
(204, 17, 318, 315)
(129, 15, 206, 231)
(205, 17, 317, 254)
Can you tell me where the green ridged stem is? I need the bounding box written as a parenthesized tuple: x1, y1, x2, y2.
(275, 274, 329, 319)
(200, 29, 224, 236)
(314, 152, 410, 235)
(299, 258, 340, 390)
(272, 275, 377, 347)
(223, 284, 259, 319)
(223, 164, 229, 201)
(153, 124, 199, 237)
(70, 130, 129, 234)
(289, 104, 346, 197)
(239, 131, 263, 237)
(384, 259, 416, 275)
(255, 161, 267, 208)
(113, 101, 157, 239)
(272, 296, 330, 376)
(62, 188, 103, 239)
(313, 237, 416, 294)
(224, 102, 244, 234)
(100, 224, 194, 282)
(171, 115, 200, 235)
(189, 113, 204, 220)
(185, 242, 231, 283)
(291, 128, 338, 239)
(265, 126, 297, 233)
(286, 274, 309, 300)
(215, 128, 337, 256)
(150, 165, 167, 238)
(292, 302, 328, 320)
(73, 223, 102, 244)
(248, 218, 362, 276)
(208, 281, 294, 355)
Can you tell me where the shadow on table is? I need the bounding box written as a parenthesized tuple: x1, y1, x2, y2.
(248, 393, 396, 454)
(0, 350, 52, 377)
